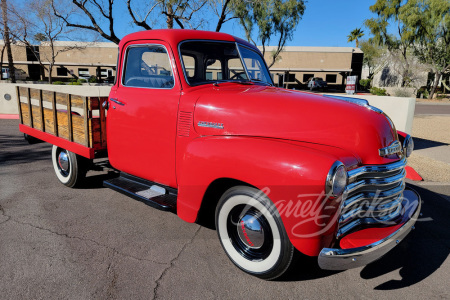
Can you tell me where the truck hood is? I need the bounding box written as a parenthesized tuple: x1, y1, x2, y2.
(193, 84, 399, 165)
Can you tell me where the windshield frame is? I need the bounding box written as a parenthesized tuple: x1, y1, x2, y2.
(177, 39, 273, 87)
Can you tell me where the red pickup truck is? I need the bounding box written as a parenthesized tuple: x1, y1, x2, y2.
(18, 29, 420, 280)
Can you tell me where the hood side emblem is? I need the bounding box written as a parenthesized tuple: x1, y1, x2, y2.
(379, 141, 402, 157)
(198, 121, 224, 129)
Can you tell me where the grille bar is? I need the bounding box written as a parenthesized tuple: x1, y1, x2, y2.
(337, 158, 407, 238)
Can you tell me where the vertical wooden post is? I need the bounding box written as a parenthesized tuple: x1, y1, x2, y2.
(27, 88, 33, 128)
(99, 97, 107, 148)
(83, 96, 89, 147)
(39, 89, 45, 132)
(16, 86, 23, 124)
(52, 92, 58, 136)
(67, 94, 73, 142)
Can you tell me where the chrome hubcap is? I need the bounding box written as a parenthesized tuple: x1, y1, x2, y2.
(237, 214, 265, 249)
(58, 151, 70, 173)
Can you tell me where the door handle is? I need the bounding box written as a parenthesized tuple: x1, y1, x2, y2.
(110, 98, 125, 106)
(102, 100, 109, 110)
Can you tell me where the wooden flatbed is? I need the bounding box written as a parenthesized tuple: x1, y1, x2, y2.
(16, 86, 108, 159)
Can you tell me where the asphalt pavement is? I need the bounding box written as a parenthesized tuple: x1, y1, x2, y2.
(1, 119, 449, 299)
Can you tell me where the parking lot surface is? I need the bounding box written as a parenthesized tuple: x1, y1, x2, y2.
(1, 119, 449, 299)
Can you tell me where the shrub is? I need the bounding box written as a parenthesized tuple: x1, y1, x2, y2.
(88, 75, 97, 83)
(77, 78, 87, 83)
(392, 88, 412, 97)
(52, 81, 65, 85)
(369, 87, 387, 96)
(68, 81, 82, 85)
(359, 78, 371, 90)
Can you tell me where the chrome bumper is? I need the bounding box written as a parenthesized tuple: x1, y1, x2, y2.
(318, 188, 421, 270)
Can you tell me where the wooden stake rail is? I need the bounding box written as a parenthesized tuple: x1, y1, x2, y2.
(16, 87, 107, 151)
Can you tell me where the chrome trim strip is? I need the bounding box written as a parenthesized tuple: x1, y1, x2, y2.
(345, 168, 406, 195)
(347, 157, 407, 181)
(338, 197, 402, 226)
(342, 182, 405, 210)
(319, 189, 421, 270)
(323, 94, 384, 114)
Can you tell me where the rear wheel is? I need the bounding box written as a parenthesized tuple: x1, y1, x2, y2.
(215, 186, 295, 280)
(51, 145, 89, 187)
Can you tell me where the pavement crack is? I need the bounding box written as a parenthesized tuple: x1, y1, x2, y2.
(8, 218, 169, 266)
(0, 205, 12, 226)
(106, 251, 118, 299)
(152, 226, 201, 300)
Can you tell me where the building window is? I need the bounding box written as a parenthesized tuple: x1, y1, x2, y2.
(326, 74, 337, 83)
(303, 74, 314, 82)
(78, 68, 90, 78)
(56, 67, 68, 76)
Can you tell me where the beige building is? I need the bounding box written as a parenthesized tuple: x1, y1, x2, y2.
(1, 41, 117, 81)
(262, 46, 364, 88)
(1, 41, 363, 88)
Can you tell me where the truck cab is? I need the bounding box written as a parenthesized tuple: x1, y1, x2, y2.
(19, 29, 420, 280)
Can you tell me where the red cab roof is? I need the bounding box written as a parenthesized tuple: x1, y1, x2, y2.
(119, 29, 258, 53)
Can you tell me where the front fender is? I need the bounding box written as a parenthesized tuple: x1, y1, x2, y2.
(176, 136, 356, 256)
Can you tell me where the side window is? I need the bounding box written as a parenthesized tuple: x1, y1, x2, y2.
(123, 45, 174, 89)
(205, 59, 222, 81)
(182, 55, 196, 79)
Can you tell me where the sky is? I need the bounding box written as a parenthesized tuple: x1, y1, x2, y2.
(15, 0, 378, 48)
(218, 0, 376, 48)
(103, 0, 377, 48)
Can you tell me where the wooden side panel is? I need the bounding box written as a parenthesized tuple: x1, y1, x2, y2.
(56, 112, 88, 146)
(89, 118, 102, 149)
(20, 103, 31, 126)
(18, 87, 107, 152)
(31, 105, 43, 131)
(43, 108, 55, 135)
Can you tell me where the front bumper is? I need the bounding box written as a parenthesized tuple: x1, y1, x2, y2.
(318, 188, 421, 270)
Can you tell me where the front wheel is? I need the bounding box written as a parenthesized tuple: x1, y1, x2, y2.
(51, 145, 89, 187)
(215, 186, 295, 280)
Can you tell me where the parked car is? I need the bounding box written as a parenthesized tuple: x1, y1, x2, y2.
(17, 29, 420, 280)
(307, 77, 328, 90)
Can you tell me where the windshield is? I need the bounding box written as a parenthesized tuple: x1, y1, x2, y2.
(179, 41, 273, 86)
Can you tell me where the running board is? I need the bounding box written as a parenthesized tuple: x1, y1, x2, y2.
(103, 173, 177, 212)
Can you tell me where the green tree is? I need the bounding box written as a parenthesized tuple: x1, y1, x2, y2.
(34, 32, 48, 41)
(401, 0, 450, 99)
(347, 28, 364, 47)
(233, 0, 306, 68)
(365, 0, 415, 87)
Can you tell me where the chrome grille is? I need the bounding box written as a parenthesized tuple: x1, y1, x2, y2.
(337, 158, 407, 238)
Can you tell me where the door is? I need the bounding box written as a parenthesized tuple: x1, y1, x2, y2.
(107, 41, 181, 187)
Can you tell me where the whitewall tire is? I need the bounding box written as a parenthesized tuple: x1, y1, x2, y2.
(51, 145, 89, 188)
(215, 186, 295, 280)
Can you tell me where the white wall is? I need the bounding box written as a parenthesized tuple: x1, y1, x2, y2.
(343, 94, 416, 134)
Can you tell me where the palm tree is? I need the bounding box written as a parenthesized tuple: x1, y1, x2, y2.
(347, 28, 364, 48)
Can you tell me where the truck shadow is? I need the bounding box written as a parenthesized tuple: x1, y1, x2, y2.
(359, 184, 449, 290)
(279, 184, 450, 287)
(413, 137, 449, 150)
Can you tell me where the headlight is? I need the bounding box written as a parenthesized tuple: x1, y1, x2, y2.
(403, 135, 414, 157)
(326, 161, 348, 197)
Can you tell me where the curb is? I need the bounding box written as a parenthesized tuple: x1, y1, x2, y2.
(0, 114, 19, 119)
